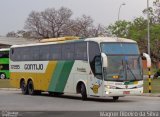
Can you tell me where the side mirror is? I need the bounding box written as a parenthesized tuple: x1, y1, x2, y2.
(142, 53, 151, 68)
(101, 53, 108, 68)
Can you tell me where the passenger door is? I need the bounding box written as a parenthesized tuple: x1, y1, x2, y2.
(88, 42, 103, 97)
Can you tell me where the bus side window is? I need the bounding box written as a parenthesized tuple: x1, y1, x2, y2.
(62, 43, 74, 60)
(75, 42, 87, 61)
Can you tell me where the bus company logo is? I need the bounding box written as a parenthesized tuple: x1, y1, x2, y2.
(24, 64, 43, 70)
(91, 84, 100, 94)
(77, 67, 86, 72)
(90, 80, 102, 94)
(11, 65, 20, 69)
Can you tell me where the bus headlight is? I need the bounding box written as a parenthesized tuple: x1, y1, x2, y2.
(136, 84, 143, 88)
(106, 85, 116, 89)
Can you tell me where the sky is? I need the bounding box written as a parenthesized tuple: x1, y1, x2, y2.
(0, 0, 153, 36)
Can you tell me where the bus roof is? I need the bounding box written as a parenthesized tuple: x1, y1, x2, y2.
(85, 37, 136, 43)
(11, 37, 137, 48)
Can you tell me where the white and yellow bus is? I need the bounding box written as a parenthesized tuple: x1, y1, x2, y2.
(10, 37, 150, 100)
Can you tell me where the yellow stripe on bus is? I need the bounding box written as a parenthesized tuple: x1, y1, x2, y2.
(10, 61, 57, 91)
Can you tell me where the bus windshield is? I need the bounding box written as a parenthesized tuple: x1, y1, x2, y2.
(101, 42, 139, 55)
(101, 43, 142, 82)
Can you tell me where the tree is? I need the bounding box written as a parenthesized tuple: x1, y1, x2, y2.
(127, 17, 147, 41)
(24, 7, 106, 39)
(25, 7, 72, 39)
(106, 20, 131, 38)
(149, 24, 160, 63)
(66, 15, 94, 37)
(6, 31, 17, 37)
(66, 16, 107, 38)
(89, 24, 107, 37)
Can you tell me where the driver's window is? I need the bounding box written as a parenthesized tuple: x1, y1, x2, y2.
(95, 56, 102, 76)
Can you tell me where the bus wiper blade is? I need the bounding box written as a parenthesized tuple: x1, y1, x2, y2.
(126, 61, 137, 80)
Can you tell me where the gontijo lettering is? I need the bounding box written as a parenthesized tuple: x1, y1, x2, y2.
(24, 64, 43, 70)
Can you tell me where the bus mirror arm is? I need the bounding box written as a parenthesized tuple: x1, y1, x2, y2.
(101, 53, 108, 68)
(142, 53, 151, 68)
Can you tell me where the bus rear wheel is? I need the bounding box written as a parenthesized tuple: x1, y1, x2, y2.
(81, 83, 87, 100)
(28, 80, 35, 95)
(20, 80, 28, 95)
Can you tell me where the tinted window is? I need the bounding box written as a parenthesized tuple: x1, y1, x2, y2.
(62, 43, 74, 60)
(75, 42, 87, 60)
(89, 41, 101, 77)
(89, 42, 100, 62)
(10, 46, 39, 61)
(39, 45, 50, 60)
(10, 41, 88, 61)
(50, 44, 61, 60)
(11, 48, 22, 61)
(20, 47, 30, 61)
(101, 43, 139, 55)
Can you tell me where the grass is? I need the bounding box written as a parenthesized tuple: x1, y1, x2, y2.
(0, 78, 160, 93)
(143, 78, 160, 93)
(0, 79, 13, 88)
(143, 68, 157, 75)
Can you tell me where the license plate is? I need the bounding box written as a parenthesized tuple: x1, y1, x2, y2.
(123, 91, 130, 94)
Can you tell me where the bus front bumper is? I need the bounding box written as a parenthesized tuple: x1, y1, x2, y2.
(103, 87, 143, 97)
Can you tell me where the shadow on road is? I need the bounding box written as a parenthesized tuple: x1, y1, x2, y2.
(14, 91, 136, 103)
(31, 93, 136, 103)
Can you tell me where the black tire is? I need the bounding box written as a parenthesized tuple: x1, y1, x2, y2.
(113, 96, 119, 101)
(20, 80, 28, 95)
(28, 80, 35, 95)
(81, 83, 87, 100)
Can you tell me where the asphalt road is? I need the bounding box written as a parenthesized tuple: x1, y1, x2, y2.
(0, 90, 160, 112)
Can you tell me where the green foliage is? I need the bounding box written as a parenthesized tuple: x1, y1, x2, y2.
(127, 17, 147, 41)
(107, 17, 148, 54)
(106, 0, 160, 65)
(107, 20, 131, 38)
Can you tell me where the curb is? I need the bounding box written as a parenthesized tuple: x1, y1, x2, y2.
(0, 88, 20, 91)
(141, 93, 160, 97)
(133, 93, 160, 97)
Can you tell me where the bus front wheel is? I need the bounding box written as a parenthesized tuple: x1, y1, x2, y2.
(20, 80, 28, 95)
(113, 96, 119, 101)
(81, 83, 87, 100)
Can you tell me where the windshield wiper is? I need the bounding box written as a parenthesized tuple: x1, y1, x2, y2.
(125, 60, 137, 80)
(118, 59, 124, 77)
